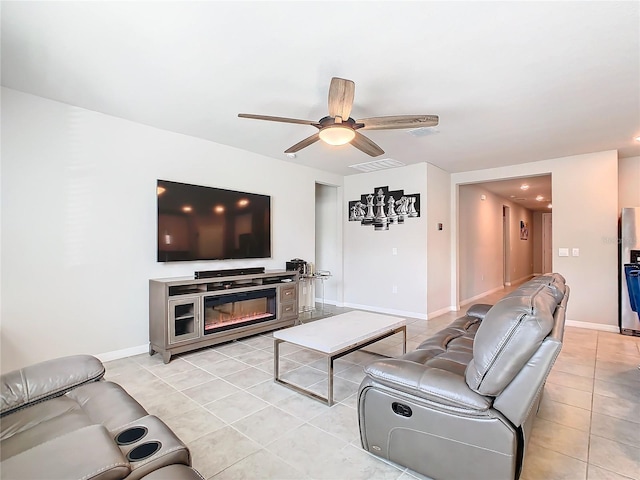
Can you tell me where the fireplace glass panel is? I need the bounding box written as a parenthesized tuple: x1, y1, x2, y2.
(203, 288, 276, 334)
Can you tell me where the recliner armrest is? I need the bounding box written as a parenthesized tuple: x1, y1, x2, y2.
(364, 359, 492, 411)
(1, 355, 105, 417)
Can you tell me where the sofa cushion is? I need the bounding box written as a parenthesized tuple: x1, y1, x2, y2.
(1, 355, 104, 417)
(0, 424, 130, 480)
(1, 381, 148, 462)
(465, 281, 562, 396)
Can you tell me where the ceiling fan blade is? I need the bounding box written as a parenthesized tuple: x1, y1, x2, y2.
(284, 133, 321, 153)
(357, 115, 439, 130)
(351, 131, 384, 157)
(238, 113, 319, 126)
(328, 77, 355, 120)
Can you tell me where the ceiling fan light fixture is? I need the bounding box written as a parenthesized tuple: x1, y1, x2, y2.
(319, 126, 356, 146)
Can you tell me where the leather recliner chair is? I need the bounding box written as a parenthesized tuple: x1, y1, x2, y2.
(357, 274, 569, 480)
(1, 354, 203, 479)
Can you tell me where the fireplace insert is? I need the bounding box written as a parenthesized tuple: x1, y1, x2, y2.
(203, 288, 277, 334)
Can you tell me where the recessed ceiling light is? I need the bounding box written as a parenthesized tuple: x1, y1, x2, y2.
(548, 203, 552, 209)
(536, 195, 544, 201)
(182, 205, 192, 213)
(157, 186, 166, 195)
(520, 184, 530, 191)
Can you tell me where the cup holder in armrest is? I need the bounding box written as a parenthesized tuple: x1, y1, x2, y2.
(127, 441, 162, 462)
(115, 426, 148, 446)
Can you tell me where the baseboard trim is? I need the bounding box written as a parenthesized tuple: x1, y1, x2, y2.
(96, 344, 149, 363)
(565, 320, 619, 333)
(427, 305, 457, 319)
(341, 302, 426, 320)
(460, 285, 505, 307)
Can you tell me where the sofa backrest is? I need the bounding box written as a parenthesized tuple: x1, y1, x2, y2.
(464, 274, 567, 397)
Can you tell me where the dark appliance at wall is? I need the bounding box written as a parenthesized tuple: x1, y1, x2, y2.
(619, 207, 640, 336)
(286, 258, 309, 275)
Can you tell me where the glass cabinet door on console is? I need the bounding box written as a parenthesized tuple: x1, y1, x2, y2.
(168, 297, 200, 344)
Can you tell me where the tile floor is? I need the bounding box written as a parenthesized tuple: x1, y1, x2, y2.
(104, 290, 640, 480)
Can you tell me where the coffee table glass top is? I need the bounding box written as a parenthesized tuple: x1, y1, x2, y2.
(272, 310, 406, 354)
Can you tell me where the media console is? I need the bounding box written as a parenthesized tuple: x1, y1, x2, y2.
(149, 270, 299, 363)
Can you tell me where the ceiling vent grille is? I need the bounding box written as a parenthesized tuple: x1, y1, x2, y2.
(348, 158, 406, 172)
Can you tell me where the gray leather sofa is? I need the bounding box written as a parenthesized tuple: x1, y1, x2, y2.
(358, 273, 569, 480)
(0, 355, 203, 480)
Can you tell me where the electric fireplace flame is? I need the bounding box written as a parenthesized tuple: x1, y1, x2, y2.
(204, 293, 276, 334)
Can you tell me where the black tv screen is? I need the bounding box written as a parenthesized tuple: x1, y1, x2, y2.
(157, 180, 271, 262)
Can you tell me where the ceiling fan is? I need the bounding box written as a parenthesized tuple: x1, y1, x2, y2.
(238, 77, 439, 157)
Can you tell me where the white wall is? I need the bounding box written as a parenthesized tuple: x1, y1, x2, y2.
(426, 163, 451, 316)
(619, 156, 640, 209)
(0, 88, 343, 372)
(458, 184, 533, 303)
(452, 150, 618, 328)
(343, 163, 428, 318)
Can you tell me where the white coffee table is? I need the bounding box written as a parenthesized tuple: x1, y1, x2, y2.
(273, 310, 406, 406)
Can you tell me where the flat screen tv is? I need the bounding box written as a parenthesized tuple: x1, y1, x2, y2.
(157, 180, 271, 262)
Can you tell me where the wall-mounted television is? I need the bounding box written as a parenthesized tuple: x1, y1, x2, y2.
(157, 180, 271, 262)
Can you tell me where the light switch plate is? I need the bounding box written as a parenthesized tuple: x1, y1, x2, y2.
(572, 248, 580, 257)
(559, 248, 569, 257)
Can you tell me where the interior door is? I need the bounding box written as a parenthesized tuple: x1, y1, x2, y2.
(542, 213, 553, 273)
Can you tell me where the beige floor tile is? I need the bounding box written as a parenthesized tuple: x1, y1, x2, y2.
(280, 365, 327, 387)
(587, 464, 637, 480)
(198, 358, 250, 377)
(147, 357, 198, 378)
(316, 444, 404, 480)
(588, 435, 640, 479)
(236, 334, 275, 350)
(266, 423, 349, 478)
(213, 340, 258, 357)
(306, 376, 360, 403)
(307, 357, 356, 374)
(521, 442, 587, 480)
(246, 379, 296, 405)
(536, 397, 591, 432)
(203, 390, 269, 424)
(182, 378, 240, 405)
(552, 358, 596, 379)
(232, 348, 272, 366)
(340, 392, 359, 409)
(255, 356, 301, 376)
(530, 417, 589, 461)
(162, 406, 226, 443)
(309, 403, 361, 444)
(138, 390, 200, 419)
(594, 378, 640, 403)
(547, 369, 594, 393)
(188, 427, 261, 479)
(592, 393, 638, 424)
(591, 412, 640, 448)
(231, 405, 304, 446)
(212, 448, 308, 479)
(162, 368, 217, 391)
(283, 348, 326, 364)
(543, 382, 593, 410)
(595, 365, 640, 388)
(335, 364, 367, 384)
(222, 366, 272, 389)
(276, 392, 331, 421)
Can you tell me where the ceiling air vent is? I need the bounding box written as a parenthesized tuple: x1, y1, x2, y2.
(349, 158, 406, 172)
